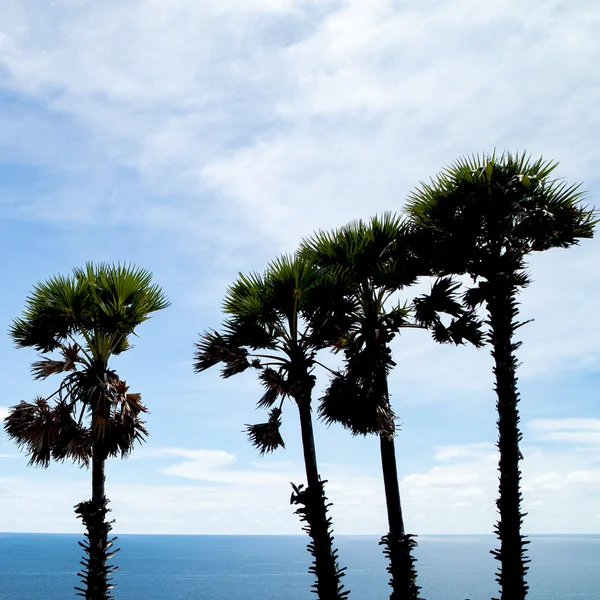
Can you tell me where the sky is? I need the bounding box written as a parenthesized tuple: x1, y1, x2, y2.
(0, 0, 599, 536)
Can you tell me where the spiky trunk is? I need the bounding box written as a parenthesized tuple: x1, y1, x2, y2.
(379, 432, 422, 600)
(293, 396, 349, 600)
(371, 342, 420, 600)
(487, 281, 529, 600)
(74, 443, 119, 599)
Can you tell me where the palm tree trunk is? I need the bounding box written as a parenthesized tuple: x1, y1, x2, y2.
(298, 399, 321, 491)
(89, 446, 110, 597)
(75, 443, 118, 600)
(488, 283, 529, 600)
(293, 397, 349, 600)
(380, 434, 405, 536)
(379, 409, 421, 600)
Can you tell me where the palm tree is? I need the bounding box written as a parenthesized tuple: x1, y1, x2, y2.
(4, 262, 169, 600)
(300, 214, 483, 600)
(194, 255, 352, 600)
(406, 152, 596, 600)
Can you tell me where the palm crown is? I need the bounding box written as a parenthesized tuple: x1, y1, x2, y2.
(300, 213, 483, 437)
(4, 262, 170, 468)
(195, 254, 354, 453)
(406, 151, 596, 284)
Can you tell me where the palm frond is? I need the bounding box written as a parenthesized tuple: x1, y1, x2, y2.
(194, 330, 252, 377)
(319, 370, 396, 437)
(412, 277, 463, 328)
(194, 330, 229, 371)
(51, 400, 91, 466)
(103, 411, 149, 459)
(245, 407, 285, 455)
(31, 343, 83, 380)
(9, 274, 88, 352)
(97, 378, 149, 458)
(407, 267, 487, 347)
(446, 313, 485, 347)
(3, 397, 57, 467)
(257, 367, 292, 408)
(463, 282, 491, 309)
(223, 270, 274, 319)
(430, 320, 453, 345)
(223, 316, 279, 352)
(384, 303, 412, 333)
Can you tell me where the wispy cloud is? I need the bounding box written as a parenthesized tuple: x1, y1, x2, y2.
(433, 442, 495, 463)
(145, 447, 303, 485)
(1, 1, 598, 363)
(401, 432, 600, 534)
(531, 418, 600, 432)
(530, 418, 600, 446)
(1, 1, 598, 235)
(1, 427, 598, 534)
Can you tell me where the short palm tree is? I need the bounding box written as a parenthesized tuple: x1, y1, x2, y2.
(4, 263, 169, 600)
(406, 152, 596, 600)
(301, 214, 483, 600)
(194, 255, 352, 600)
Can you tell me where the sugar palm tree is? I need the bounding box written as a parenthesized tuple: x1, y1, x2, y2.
(194, 255, 353, 600)
(300, 213, 483, 600)
(4, 262, 169, 600)
(406, 152, 596, 600)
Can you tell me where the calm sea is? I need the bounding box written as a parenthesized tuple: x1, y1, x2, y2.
(0, 534, 598, 599)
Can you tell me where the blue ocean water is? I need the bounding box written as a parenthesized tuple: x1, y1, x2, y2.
(0, 534, 598, 599)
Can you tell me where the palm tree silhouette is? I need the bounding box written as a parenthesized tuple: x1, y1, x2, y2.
(4, 262, 169, 599)
(195, 254, 352, 600)
(406, 152, 596, 599)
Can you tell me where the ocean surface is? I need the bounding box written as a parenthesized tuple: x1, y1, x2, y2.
(0, 534, 598, 599)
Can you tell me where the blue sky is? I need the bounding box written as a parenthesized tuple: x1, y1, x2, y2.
(0, 0, 599, 535)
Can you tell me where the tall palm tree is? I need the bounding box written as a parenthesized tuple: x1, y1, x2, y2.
(4, 262, 169, 600)
(194, 255, 352, 600)
(301, 214, 483, 600)
(406, 152, 596, 600)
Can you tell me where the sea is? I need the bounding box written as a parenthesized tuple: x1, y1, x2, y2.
(0, 534, 598, 599)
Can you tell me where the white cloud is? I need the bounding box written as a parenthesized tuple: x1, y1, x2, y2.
(529, 472, 562, 490)
(123, 431, 600, 534)
(0, 2, 598, 384)
(158, 448, 303, 486)
(136, 447, 237, 466)
(0, 476, 90, 532)
(1, 1, 598, 236)
(0, 450, 387, 534)
(530, 418, 600, 446)
(1, 427, 599, 534)
(531, 418, 600, 432)
(539, 432, 600, 445)
(0, 407, 9, 421)
(433, 442, 495, 462)
(399, 434, 600, 534)
(401, 451, 499, 532)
